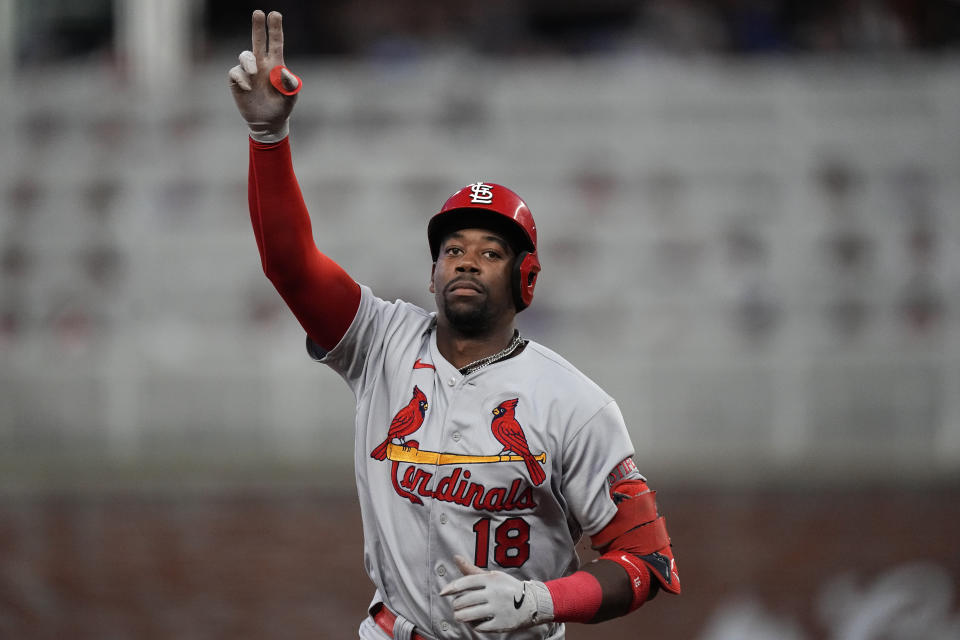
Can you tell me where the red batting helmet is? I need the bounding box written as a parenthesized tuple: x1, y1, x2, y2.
(428, 182, 541, 311)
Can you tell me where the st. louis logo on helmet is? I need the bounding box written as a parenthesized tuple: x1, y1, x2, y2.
(469, 182, 494, 204)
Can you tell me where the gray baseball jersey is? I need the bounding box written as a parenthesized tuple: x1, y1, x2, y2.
(310, 285, 639, 640)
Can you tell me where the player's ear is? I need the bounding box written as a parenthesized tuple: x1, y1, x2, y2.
(429, 263, 436, 294)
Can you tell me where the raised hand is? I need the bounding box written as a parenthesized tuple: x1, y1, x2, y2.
(228, 10, 301, 142)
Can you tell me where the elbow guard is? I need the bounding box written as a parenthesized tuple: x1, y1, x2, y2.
(591, 479, 681, 611)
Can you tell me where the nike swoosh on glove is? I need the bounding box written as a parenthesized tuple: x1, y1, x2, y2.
(440, 555, 554, 633)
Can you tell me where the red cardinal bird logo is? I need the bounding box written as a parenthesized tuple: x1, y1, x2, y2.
(491, 398, 546, 486)
(371, 386, 429, 460)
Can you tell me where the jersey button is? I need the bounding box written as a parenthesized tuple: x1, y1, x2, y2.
(437, 565, 447, 576)
(448, 377, 456, 386)
(440, 621, 450, 632)
(440, 513, 448, 524)
(451, 432, 461, 442)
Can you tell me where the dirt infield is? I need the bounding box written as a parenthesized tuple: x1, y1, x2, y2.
(1, 486, 957, 639)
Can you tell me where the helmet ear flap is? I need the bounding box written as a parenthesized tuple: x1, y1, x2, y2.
(513, 251, 541, 311)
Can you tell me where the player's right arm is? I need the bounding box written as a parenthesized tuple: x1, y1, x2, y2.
(229, 10, 360, 351)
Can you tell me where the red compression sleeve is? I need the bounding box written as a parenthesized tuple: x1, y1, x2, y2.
(248, 138, 360, 350)
(545, 571, 604, 623)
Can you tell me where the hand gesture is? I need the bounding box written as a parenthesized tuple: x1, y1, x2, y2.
(228, 10, 301, 141)
(439, 555, 554, 633)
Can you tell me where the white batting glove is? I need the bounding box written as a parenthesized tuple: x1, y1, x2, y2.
(440, 555, 554, 633)
(228, 10, 301, 143)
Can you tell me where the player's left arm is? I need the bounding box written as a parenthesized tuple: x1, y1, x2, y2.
(551, 476, 681, 623)
(440, 473, 680, 632)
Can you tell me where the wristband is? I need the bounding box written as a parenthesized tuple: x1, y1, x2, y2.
(544, 571, 604, 623)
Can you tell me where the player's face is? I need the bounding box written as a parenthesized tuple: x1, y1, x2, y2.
(430, 228, 516, 335)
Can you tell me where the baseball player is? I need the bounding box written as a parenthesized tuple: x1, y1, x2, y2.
(229, 10, 680, 640)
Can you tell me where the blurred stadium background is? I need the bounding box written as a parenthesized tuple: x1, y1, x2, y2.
(2, 1, 959, 638)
